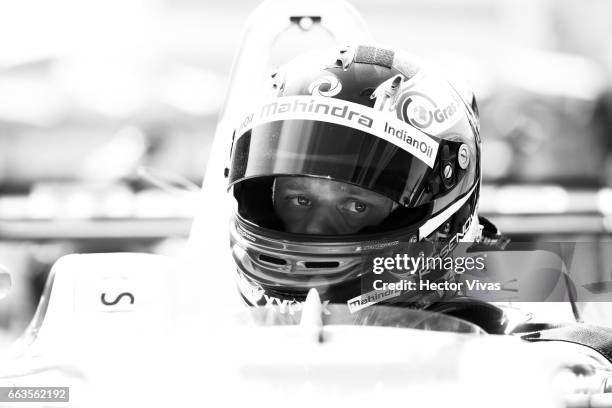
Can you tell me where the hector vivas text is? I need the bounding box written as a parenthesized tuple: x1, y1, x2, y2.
(370, 253, 502, 292)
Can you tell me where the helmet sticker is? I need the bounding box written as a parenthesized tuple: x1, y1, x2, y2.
(308, 75, 342, 97)
(397, 91, 461, 132)
(235, 95, 439, 168)
(347, 288, 402, 313)
(392, 74, 463, 134)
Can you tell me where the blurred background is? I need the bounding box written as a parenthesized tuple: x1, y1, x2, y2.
(1, 0, 612, 343)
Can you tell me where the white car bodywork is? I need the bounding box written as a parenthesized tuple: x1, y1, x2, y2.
(0, 252, 609, 408)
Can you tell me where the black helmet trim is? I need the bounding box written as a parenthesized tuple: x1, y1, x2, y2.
(418, 182, 478, 239)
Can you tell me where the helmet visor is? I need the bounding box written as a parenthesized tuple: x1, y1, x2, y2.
(229, 119, 449, 207)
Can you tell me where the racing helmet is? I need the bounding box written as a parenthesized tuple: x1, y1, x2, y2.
(227, 44, 483, 312)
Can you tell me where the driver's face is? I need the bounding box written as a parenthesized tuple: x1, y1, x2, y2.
(272, 176, 395, 235)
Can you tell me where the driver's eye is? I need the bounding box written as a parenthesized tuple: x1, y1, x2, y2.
(344, 200, 367, 214)
(288, 195, 312, 207)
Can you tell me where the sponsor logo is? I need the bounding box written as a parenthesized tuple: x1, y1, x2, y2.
(235, 96, 439, 168)
(383, 122, 435, 159)
(93, 277, 137, 313)
(308, 75, 342, 97)
(437, 213, 476, 260)
(263, 295, 331, 315)
(100, 292, 135, 307)
(414, 213, 477, 279)
(397, 91, 460, 131)
(347, 288, 402, 313)
(237, 271, 331, 315)
(258, 98, 373, 128)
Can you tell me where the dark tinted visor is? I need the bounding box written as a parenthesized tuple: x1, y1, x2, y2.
(229, 119, 451, 207)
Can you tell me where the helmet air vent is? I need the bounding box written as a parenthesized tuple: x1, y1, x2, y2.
(259, 254, 287, 266)
(303, 261, 340, 269)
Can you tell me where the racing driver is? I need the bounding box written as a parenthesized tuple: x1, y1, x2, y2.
(225, 44, 508, 332)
